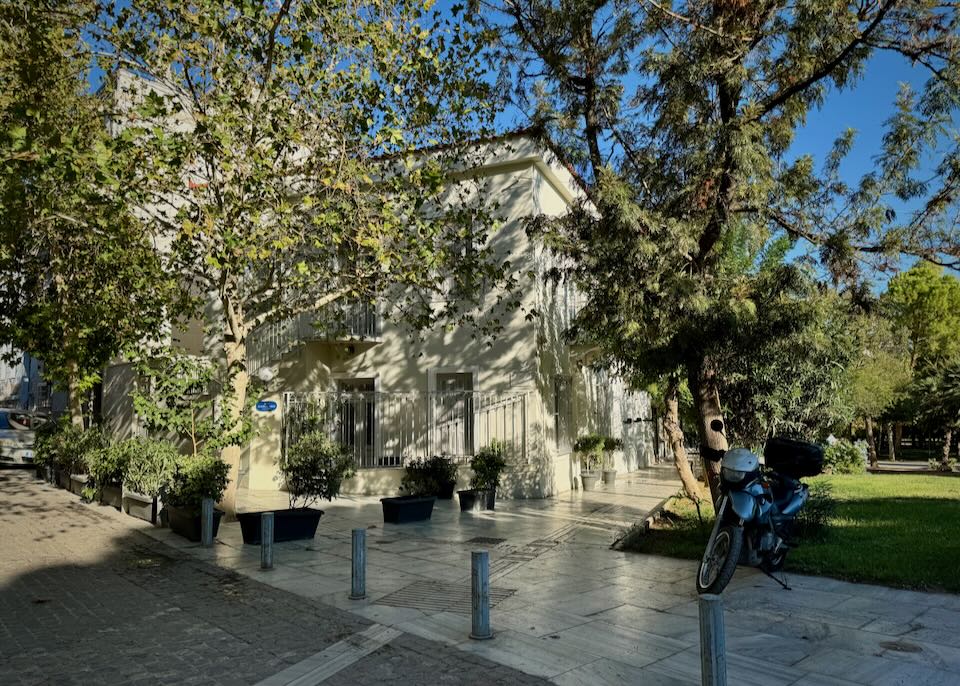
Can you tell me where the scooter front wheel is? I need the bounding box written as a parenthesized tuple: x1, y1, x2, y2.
(697, 524, 743, 594)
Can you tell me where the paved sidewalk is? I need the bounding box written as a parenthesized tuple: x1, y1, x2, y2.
(152, 466, 960, 686)
(7, 465, 960, 686)
(0, 469, 549, 686)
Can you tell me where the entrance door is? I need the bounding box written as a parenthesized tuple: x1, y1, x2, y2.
(433, 372, 474, 456)
(336, 378, 376, 467)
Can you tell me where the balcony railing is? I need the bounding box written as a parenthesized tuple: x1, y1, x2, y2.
(248, 301, 381, 376)
(283, 390, 527, 470)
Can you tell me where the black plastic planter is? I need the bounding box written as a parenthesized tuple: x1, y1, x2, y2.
(237, 508, 324, 544)
(458, 489, 496, 512)
(380, 495, 436, 523)
(167, 505, 224, 542)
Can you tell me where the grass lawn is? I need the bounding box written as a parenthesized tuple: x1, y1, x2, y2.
(620, 473, 960, 593)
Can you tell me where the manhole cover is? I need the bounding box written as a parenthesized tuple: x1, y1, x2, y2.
(465, 537, 507, 546)
(374, 580, 515, 614)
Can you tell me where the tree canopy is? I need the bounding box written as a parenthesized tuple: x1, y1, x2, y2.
(94, 0, 509, 511)
(492, 0, 960, 498)
(0, 1, 174, 425)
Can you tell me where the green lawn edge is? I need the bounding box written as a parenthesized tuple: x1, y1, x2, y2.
(619, 473, 960, 594)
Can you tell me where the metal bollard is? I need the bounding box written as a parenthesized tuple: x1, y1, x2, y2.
(470, 550, 492, 640)
(200, 498, 215, 548)
(260, 512, 274, 570)
(698, 593, 727, 686)
(350, 528, 366, 600)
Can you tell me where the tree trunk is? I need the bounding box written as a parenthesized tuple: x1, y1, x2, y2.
(689, 361, 726, 506)
(66, 361, 84, 428)
(662, 377, 702, 503)
(943, 429, 953, 470)
(886, 422, 896, 461)
(218, 340, 248, 518)
(218, 291, 250, 518)
(865, 417, 877, 467)
(894, 422, 903, 453)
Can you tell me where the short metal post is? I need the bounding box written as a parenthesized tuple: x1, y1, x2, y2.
(470, 550, 492, 640)
(699, 593, 727, 686)
(260, 512, 274, 570)
(350, 528, 366, 600)
(200, 498, 214, 548)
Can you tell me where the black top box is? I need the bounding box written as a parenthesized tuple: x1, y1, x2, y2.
(764, 436, 824, 478)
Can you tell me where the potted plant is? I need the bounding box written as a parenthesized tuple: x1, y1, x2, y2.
(52, 424, 106, 496)
(428, 455, 459, 499)
(398, 455, 458, 499)
(574, 433, 604, 491)
(238, 431, 354, 544)
(381, 458, 440, 523)
(602, 436, 623, 486)
(165, 452, 229, 542)
(458, 440, 508, 511)
(122, 438, 178, 524)
(87, 439, 136, 509)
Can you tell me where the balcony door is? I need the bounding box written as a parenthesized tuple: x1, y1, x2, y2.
(431, 371, 475, 457)
(336, 378, 376, 467)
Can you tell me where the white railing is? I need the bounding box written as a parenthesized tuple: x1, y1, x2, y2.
(283, 390, 527, 469)
(248, 301, 381, 375)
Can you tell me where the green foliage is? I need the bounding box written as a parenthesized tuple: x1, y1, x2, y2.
(34, 420, 108, 475)
(911, 361, 960, 432)
(470, 440, 508, 491)
(0, 3, 177, 423)
(165, 453, 230, 509)
(97, 0, 511, 446)
(846, 316, 912, 422)
(929, 458, 957, 472)
(882, 262, 960, 371)
(280, 431, 355, 508)
(400, 455, 458, 496)
(122, 438, 178, 497)
(717, 285, 863, 446)
(133, 352, 251, 455)
(823, 439, 867, 475)
(794, 481, 837, 541)
(86, 439, 139, 488)
(497, 0, 960, 461)
(573, 433, 604, 470)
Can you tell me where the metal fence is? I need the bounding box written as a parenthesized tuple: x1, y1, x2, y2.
(283, 391, 527, 469)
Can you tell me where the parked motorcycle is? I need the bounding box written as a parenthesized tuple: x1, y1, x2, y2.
(696, 436, 824, 594)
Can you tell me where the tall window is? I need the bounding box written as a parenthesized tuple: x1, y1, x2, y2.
(553, 375, 572, 451)
(336, 378, 375, 462)
(433, 372, 474, 456)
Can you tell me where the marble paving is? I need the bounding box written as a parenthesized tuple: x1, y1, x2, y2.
(135, 466, 960, 686)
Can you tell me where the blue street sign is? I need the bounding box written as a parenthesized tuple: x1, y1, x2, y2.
(255, 400, 278, 412)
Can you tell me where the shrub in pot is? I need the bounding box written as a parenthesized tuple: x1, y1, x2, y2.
(381, 456, 443, 523)
(122, 438, 178, 524)
(459, 441, 507, 512)
(86, 439, 136, 508)
(239, 431, 354, 543)
(574, 433, 604, 491)
(602, 437, 622, 486)
(400, 455, 458, 499)
(165, 452, 230, 542)
(38, 421, 108, 496)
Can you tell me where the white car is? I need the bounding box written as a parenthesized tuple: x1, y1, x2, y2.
(0, 409, 48, 466)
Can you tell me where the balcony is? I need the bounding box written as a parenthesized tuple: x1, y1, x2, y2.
(282, 390, 528, 470)
(248, 301, 381, 376)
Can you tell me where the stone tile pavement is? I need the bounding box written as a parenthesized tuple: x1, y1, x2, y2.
(0, 468, 549, 686)
(6, 463, 960, 686)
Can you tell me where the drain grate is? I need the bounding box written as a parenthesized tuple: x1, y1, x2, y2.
(464, 536, 507, 546)
(374, 580, 515, 614)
